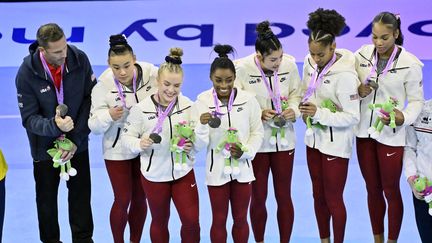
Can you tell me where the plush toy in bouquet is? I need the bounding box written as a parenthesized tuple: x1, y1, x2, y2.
(305, 99, 338, 137)
(215, 127, 248, 176)
(170, 121, 195, 171)
(368, 97, 398, 139)
(269, 96, 289, 146)
(47, 104, 77, 181)
(413, 176, 432, 216)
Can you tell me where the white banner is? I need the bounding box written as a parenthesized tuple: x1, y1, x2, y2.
(0, 0, 431, 66)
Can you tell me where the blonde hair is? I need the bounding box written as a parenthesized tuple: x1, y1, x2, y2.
(158, 47, 184, 78)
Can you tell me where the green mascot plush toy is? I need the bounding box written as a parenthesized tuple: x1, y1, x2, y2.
(269, 96, 289, 146)
(368, 97, 398, 139)
(306, 99, 338, 137)
(170, 121, 195, 171)
(413, 176, 432, 216)
(215, 127, 248, 176)
(47, 134, 77, 181)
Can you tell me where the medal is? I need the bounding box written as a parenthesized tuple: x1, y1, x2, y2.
(273, 114, 287, 127)
(208, 115, 221, 128)
(149, 133, 162, 144)
(56, 104, 68, 117)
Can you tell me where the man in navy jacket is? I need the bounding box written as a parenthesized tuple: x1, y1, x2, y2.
(15, 23, 96, 243)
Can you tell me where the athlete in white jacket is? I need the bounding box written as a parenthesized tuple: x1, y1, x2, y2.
(192, 46, 263, 243)
(403, 99, 432, 243)
(355, 12, 424, 243)
(122, 48, 200, 243)
(87, 35, 156, 243)
(299, 9, 359, 243)
(234, 21, 301, 243)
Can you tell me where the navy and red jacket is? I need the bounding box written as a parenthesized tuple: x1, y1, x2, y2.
(15, 41, 97, 161)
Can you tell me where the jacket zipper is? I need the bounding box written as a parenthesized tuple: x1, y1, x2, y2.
(169, 116, 175, 180)
(111, 127, 121, 148)
(329, 127, 334, 142)
(146, 149, 154, 172)
(268, 75, 279, 152)
(210, 149, 214, 172)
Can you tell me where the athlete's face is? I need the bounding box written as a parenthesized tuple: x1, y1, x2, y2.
(108, 53, 137, 86)
(40, 36, 67, 67)
(372, 22, 399, 57)
(257, 48, 283, 72)
(211, 68, 235, 100)
(157, 70, 183, 106)
(308, 41, 336, 69)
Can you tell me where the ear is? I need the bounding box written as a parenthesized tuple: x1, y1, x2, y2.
(330, 42, 336, 52)
(133, 54, 137, 63)
(394, 29, 400, 40)
(38, 46, 46, 55)
(256, 51, 264, 62)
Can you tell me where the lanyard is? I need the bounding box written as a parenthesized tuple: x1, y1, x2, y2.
(302, 53, 337, 103)
(212, 88, 235, 117)
(254, 56, 282, 113)
(362, 45, 398, 84)
(40, 52, 64, 104)
(113, 69, 137, 108)
(151, 95, 177, 134)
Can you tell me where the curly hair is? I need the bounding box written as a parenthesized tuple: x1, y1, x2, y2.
(307, 8, 346, 46)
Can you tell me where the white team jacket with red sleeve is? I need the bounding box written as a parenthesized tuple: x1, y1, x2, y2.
(191, 88, 264, 186)
(88, 62, 158, 160)
(354, 44, 424, 146)
(302, 49, 360, 159)
(403, 100, 432, 180)
(234, 53, 302, 153)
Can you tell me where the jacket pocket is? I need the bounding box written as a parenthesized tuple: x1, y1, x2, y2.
(146, 149, 154, 172)
(111, 127, 121, 148)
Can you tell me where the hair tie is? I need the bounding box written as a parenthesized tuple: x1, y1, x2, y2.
(394, 13, 400, 20)
(165, 56, 182, 65)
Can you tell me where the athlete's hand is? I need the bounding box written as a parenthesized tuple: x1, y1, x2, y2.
(299, 102, 317, 117)
(408, 177, 424, 200)
(281, 108, 296, 121)
(230, 144, 244, 159)
(380, 109, 404, 126)
(262, 109, 277, 121)
(358, 83, 373, 98)
(182, 140, 193, 154)
(200, 112, 212, 125)
(140, 136, 154, 150)
(109, 106, 124, 121)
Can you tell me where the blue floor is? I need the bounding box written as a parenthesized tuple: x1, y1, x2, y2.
(1, 62, 430, 242)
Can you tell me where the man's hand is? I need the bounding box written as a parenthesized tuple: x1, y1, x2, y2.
(60, 141, 77, 162)
(55, 110, 74, 132)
